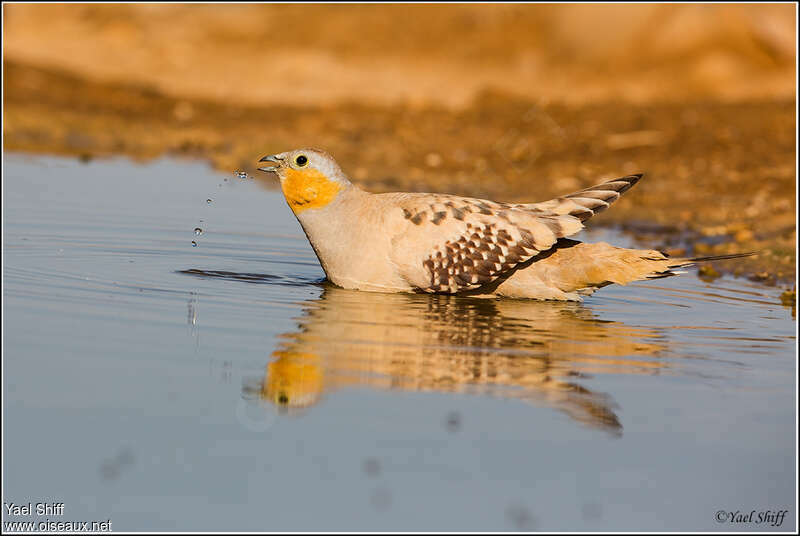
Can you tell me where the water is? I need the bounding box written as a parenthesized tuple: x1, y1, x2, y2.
(2, 154, 795, 531)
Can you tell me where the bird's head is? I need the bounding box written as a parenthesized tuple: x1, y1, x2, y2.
(258, 148, 351, 213)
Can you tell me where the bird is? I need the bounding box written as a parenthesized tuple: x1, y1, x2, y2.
(257, 148, 752, 300)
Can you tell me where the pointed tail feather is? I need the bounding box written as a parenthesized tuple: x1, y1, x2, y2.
(667, 251, 757, 269)
(642, 251, 756, 280)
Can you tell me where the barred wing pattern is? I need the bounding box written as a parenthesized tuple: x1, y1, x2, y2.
(525, 174, 642, 221)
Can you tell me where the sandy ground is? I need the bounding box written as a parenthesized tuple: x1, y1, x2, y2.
(2, 4, 796, 291)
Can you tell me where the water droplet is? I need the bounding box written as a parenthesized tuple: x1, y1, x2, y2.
(236, 171, 248, 180)
(194, 227, 203, 236)
(191, 241, 198, 247)
(206, 199, 213, 204)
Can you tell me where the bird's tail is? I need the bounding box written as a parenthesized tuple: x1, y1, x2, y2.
(503, 240, 757, 300)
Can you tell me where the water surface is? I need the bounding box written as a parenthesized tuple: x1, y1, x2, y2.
(3, 154, 795, 531)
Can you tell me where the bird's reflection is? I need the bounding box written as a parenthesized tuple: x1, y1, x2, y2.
(244, 285, 670, 435)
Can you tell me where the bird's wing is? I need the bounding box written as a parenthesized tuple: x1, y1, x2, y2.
(385, 174, 643, 294)
(387, 193, 585, 293)
(522, 174, 642, 221)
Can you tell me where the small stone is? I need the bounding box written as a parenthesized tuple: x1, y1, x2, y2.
(700, 225, 728, 237)
(698, 265, 720, 281)
(734, 229, 754, 242)
(425, 153, 443, 168)
(693, 242, 712, 255)
(749, 271, 776, 285)
(780, 288, 796, 307)
(173, 101, 194, 122)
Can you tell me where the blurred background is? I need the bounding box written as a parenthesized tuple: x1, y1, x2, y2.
(3, 3, 797, 285)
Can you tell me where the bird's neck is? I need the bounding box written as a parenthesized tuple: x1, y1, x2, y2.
(290, 185, 370, 277)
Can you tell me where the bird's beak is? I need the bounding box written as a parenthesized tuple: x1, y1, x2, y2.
(258, 154, 283, 173)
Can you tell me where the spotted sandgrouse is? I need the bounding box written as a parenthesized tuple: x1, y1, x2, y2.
(258, 148, 751, 300)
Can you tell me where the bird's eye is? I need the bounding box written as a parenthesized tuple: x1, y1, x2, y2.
(295, 155, 308, 167)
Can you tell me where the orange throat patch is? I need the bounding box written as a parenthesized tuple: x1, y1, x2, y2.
(281, 168, 341, 213)
(265, 351, 323, 408)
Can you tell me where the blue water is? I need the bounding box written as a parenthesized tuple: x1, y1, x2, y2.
(2, 154, 796, 531)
